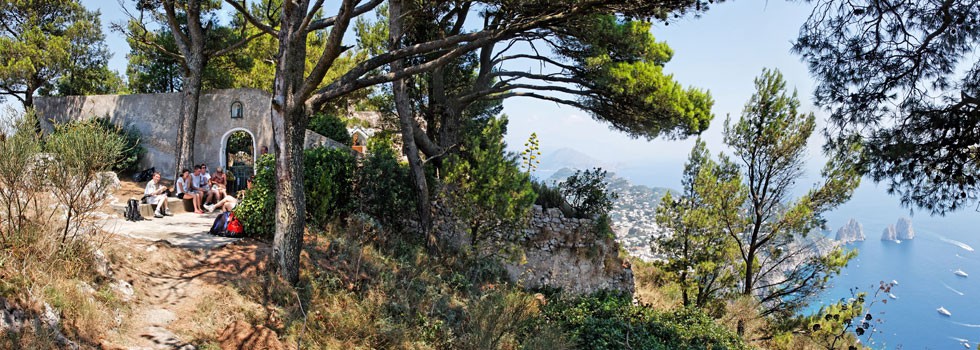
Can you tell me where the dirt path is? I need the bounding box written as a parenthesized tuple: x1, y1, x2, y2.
(102, 237, 271, 350)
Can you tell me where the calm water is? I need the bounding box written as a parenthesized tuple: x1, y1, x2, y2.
(820, 184, 980, 349)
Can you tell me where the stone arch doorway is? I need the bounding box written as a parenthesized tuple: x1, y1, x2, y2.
(351, 129, 368, 154)
(221, 128, 256, 193)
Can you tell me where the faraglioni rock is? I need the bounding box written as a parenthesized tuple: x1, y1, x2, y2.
(836, 218, 865, 243)
(881, 224, 898, 241)
(896, 217, 915, 240)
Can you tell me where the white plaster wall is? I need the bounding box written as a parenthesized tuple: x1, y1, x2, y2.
(35, 88, 275, 179)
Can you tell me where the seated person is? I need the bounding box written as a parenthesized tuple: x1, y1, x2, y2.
(193, 164, 215, 204)
(210, 167, 228, 200)
(177, 168, 205, 214)
(143, 172, 172, 218)
(205, 195, 238, 213)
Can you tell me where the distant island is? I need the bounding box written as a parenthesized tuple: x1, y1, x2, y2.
(836, 218, 865, 243)
(881, 217, 915, 241)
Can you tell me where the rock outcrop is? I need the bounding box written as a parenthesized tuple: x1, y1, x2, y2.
(434, 204, 634, 295)
(881, 224, 898, 241)
(836, 219, 865, 243)
(896, 217, 915, 240)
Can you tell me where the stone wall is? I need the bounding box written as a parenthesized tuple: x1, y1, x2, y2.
(434, 204, 634, 295)
(506, 206, 634, 295)
(35, 89, 276, 178)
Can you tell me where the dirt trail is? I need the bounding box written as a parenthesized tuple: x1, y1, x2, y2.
(94, 179, 271, 349)
(101, 237, 270, 349)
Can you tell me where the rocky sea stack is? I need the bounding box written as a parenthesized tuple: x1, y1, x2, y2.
(896, 217, 914, 240)
(881, 225, 898, 241)
(836, 218, 865, 243)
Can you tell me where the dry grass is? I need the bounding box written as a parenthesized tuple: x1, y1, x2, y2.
(0, 217, 124, 348)
(631, 259, 682, 310)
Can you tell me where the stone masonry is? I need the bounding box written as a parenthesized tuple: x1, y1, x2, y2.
(435, 203, 634, 295)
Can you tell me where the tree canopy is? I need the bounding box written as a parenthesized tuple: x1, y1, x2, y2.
(793, 0, 980, 214)
(0, 0, 120, 107)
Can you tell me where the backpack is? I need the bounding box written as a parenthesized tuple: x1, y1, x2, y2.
(133, 167, 156, 183)
(226, 212, 244, 237)
(125, 198, 144, 222)
(209, 211, 230, 236)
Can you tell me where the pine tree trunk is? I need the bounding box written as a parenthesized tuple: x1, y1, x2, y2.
(270, 0, 309, 285)
(391, 0, 433, 244)
(174, 62, 203, 180)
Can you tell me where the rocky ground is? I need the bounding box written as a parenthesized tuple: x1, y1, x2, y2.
(91, 180, 283, 349)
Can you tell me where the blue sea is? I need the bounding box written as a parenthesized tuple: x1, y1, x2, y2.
(817, 183, 980, 349)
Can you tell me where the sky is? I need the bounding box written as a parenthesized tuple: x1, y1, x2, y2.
(80, 0, 823, 189)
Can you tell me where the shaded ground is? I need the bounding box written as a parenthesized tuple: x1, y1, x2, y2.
(95, 179, 271, 349)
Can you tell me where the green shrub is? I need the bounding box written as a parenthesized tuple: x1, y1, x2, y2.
(357, 137, 416, 231)
(91, 117, 144, 173)
(235, 147, 357, 237)
(541, 291, 748, 350)
(443, 116, 536, 247)
(234, 154, 276, 237)
(304, 146, 356, 227)
(558, 168, 617, 219)
(309, 112, 352, 146)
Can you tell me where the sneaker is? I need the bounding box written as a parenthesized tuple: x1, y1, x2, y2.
(154, 212, 164, 218)
(204, 204, 216, 213)
(164, 210, 174, 216)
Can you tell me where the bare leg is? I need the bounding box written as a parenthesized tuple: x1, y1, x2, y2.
(154, 197, 165, 214)
(193, 192, 203, 212)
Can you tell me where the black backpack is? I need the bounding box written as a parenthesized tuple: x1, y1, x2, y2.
(209, 211, 231, 236)
(125, 198, 144, 222)
(133, 167, 156, 183)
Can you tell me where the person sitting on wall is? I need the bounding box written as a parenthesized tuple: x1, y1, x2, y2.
(193, 164, 214, 205)
(144, 172, 172, 218)
(205, 195, 238, 213)
(201, 163, 221, 203)
(177, 168, 205, 214)
(210, 167, 228, 200)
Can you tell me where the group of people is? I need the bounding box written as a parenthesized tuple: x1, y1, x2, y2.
(142, 164, 240, 218)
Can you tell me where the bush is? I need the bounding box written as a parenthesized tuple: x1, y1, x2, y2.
(531, 180, 574, 216)
(235, 147, 357, 237)
(559, 168, 617, 219)
(234, 154, 276, 237)
(304, 146, 356, 227)
(46, 119, 125, 244)
(541, 290, 748, 350)
(91, 117, 144, 173)
(443, 116, 536, 247)
(309, 112, 352, 146)
(356, 137, 416, 231)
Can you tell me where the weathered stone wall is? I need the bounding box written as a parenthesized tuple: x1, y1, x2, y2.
(434, 204, 634, 295)
(35, 89, 276, 178)
(506, 206, 634, 295)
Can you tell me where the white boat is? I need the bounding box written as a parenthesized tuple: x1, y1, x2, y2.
(955, 269, 969, 277)
(896, 239, 902, 243)
(888, 293, 898, 299)
(938, 307, 952, 316)
(892, 279, 899, 285)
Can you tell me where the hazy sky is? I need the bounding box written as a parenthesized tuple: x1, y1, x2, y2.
(81, 0, 824, 189)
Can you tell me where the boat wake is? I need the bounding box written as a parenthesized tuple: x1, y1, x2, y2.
(940, 237, 976, 252)
(953, 321, 980, 328)
(943, 282, 966, 296)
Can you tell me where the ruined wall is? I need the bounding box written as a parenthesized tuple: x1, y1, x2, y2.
(506, 206, 634, 295)
(435, 204, 634, 295)
(35, 89, 275, 178)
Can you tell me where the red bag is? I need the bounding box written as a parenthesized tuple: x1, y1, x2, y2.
(226, 212, 244, 236)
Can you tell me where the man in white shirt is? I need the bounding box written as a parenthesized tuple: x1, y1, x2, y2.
(143, 172, 172, 218)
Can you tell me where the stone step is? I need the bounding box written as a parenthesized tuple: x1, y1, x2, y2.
(114, 197, 196, 218)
